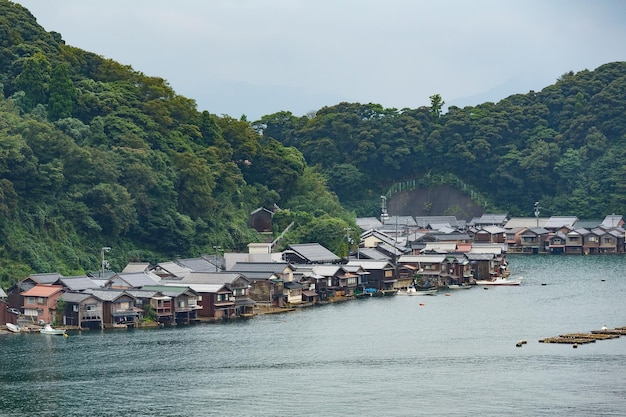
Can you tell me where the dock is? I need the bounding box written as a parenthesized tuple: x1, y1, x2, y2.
(539, 326, 626, 345)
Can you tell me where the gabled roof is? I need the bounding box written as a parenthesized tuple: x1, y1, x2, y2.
(397, 254, 447, 264)
(355, 217, 384, 231)
(352, 248, 391, 261)
(345, 260, 394, 270)
(523, 227, 549, 235)
(109, 271, 161, 288)
(601, 215, 623, 228)
(59, 276, 100, 291)
(25, 273, 63, 285)
(166, 282, 230, 294)
(311, 265, 342, 277)
(382, 216, 417, 227)
(414, 216, 460, 229)
(85, 288, 133, 302)
(122, 262, 151, 273)
(422, 242, 457, 253)
(466, 253, 495, 261)
(504, 217, 549, 229)
(574, 220, 602, 230)
(21, 284, 64, 297)
(229, 262, 293, 274)
(473, 213, 508, 226)
(141, 285, 197, 297)
(568, 228, 590, 236)
(0, 288, 7, 298)
(544, 216, 578, 229)
(152, 261, 192, 279)
(176, 271, 247, 286)
(176, 257, 219, 272)
(283, 243, 340, 263)
(477, 225, 506, 234)
(59, 292, 95, 304)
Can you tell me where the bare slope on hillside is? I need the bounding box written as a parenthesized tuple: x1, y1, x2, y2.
(387, 185, 484, 220)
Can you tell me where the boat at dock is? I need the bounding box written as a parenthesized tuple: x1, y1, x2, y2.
(40, 324, 66, 335)
(446, 284, 472, 290)
(475, 277, 522, 286)
(397, 286, 437, 296)
(6, 323, 20, 333)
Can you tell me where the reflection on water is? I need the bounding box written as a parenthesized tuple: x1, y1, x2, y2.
(2, 255, 626, 416)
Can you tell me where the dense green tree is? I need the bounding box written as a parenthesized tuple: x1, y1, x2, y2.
(48, 63, 77, 120)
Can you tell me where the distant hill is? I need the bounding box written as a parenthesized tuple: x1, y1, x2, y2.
(257, 63, 626, 219)
(388, 185, 484, 219)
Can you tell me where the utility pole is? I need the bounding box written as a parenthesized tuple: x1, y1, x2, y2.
(101, 247, 111, 278)
(212, 245, 222, 272)
(534, 202, 540, 227)
(344, 227, 353, 260)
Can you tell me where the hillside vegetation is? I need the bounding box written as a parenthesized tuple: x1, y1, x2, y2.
(0, 1, 355, 287)
(257, 63, 626, 218)
(2, 1, 625, 288)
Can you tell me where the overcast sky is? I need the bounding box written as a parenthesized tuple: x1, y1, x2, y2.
(14, 0, 626, 121)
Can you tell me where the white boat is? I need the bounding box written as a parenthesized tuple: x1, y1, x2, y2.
(40, 324, 66, 335)
(475, 277, 522, 286)
(447, 284, 472, 290)
(6, 323, 20, 333)
(398, 286, 437, 296)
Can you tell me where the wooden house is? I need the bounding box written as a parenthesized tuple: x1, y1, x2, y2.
(86, 289, 141, 326)
(58, 292, 103, 329)
(106, 271, 161, 289)
(281, 243, 340, 264)
(519, 227, 548, 254)
(547, 232, 567, 254)
(473, 226, 507, 244)
(172, 271, 255, 318)
(345, 260, 396, 293)
(7, 273, 63, 313)
(228, 262, 293, 307)
(249, 207, 274, 233)
(20, 284, 64, 324)
(543, 216, 578, 233)
(142, 285, 202, 324)
(565, 228, 588, 254)
(397, 254, 445, 288)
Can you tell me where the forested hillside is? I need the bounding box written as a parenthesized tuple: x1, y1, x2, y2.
(257, 63, 626, 218)
(2, 1, 625, 289)
(0, 1, 355, 287)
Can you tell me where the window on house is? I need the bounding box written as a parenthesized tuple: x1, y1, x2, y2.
(26, 297, 35, 305)
(37, 297, 45, 305)
(86, 304, 96, 311)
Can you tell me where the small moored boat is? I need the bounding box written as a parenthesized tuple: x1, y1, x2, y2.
(40, 324, 66, 335)
(6, 323, 20, 333)
(475, 277, 522, 286)
(397, 286, 437, 296)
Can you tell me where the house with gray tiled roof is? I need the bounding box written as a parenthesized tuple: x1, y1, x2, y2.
(282, 243, 340, 264)
(175, 257, 220, 272)
(58, 292, 103, 329)
(59, 276, 101, 292)
(543, 216, 578, 232)
(170, 271, 254, 317)
(356, 217, 384, 231)
(601, 214, 624, 229)
(228, 262, 294, 306)
(106, 271, 161, 289)
(414, 216, 461, 229)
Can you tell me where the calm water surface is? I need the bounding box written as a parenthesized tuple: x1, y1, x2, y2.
(2, 255, 626, 416)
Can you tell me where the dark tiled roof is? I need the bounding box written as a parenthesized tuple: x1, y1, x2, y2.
(286, 243, 340, 263)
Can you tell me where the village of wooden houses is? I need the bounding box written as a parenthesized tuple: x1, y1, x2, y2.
(1, 212, 625, 332)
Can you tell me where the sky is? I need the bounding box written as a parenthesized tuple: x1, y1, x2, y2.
(13, 0, 626, 121)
